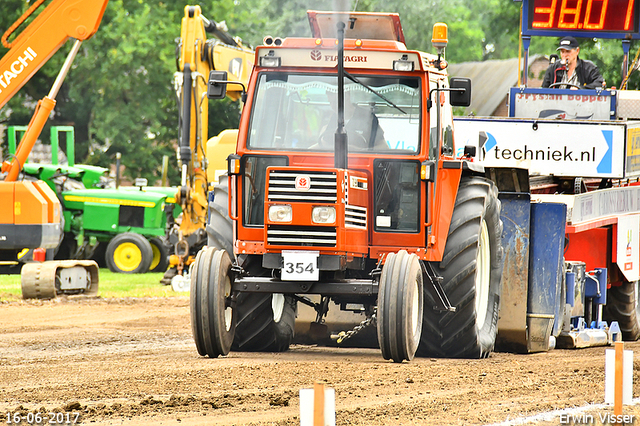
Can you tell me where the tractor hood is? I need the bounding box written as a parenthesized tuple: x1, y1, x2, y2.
(61, 188, 167, 210)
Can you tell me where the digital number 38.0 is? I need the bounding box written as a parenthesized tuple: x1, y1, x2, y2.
(530, 0, 636, 32)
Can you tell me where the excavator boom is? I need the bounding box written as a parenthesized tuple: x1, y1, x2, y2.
(165, 6, 254, 285)
(0, 0, 108, 109)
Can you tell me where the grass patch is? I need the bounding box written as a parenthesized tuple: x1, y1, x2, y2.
(0, 269, 185, 299)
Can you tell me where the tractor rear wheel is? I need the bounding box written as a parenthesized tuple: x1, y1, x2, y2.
(149, 237, 169, 273)
(231, 292, 296, 352)
(206, 174, 234, 255)
(418, 176, 503, 358)
(603, 279, 640, 341)
(377, 250, 423, 363)
(105, 233, 153, 274)
(190, 247, 236, 357)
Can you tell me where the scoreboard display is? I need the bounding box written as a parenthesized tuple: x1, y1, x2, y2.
(522, 0, 640, 38)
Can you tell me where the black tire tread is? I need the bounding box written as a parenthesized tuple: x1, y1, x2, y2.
(232, 293, 296, 352)
(603, 280, 640, 341)
(206, 174, 234, 255)
(417, 176, 503, 359)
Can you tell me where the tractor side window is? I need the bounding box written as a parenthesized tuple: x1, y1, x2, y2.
(373, 160, 420, 233)
(440, 86, 454, 156)
(242, 156, 287, 226)
(428, 78, 453, 157)
(428, 78, 439, 160)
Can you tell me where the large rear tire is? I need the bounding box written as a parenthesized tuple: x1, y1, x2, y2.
(206, 174, 234, 255)
(232, 292, 296, 352)
(418, 176, 503, 358)
(603, 279, 640, 341)
(105, 233, 153, 274)
(377, 250, 423, 363)
(190, 247, 236, 358)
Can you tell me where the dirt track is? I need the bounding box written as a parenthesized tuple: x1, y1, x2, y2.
(1, 296, 640, 426)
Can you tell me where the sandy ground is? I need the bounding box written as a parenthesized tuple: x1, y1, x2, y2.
(1, 296, 640, 426)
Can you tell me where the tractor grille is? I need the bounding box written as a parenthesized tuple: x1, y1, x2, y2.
(267, 225, 337, 247)
(268, 170, 337, 203)
(345, 205, 367, 229)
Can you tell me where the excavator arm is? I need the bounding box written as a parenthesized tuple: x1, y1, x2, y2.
(0, 0, 108, 109)
(0, 0, 109, 181)
(169, 5, 253, 278)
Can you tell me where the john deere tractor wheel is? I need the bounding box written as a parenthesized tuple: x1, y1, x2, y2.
(418, 176, 503, 359)
(377, 250, 423, 363)
(149, 237, 169, 273)
(105, 233, 153, 274)
(231, 292, 296, 352)
(604, 279, 640, 341)
(190, 247, 236, 358)
(206, 174, 234, 255)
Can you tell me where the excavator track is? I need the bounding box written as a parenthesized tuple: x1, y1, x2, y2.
(21, 260, 99, 299)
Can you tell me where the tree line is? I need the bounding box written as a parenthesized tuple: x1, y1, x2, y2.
(0, 0, 637, 183)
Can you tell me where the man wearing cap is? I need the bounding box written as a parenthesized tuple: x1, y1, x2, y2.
(542, 36, 605, 89)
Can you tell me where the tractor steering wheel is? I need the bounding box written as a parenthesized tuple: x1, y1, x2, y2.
(549, 82, 582, 89)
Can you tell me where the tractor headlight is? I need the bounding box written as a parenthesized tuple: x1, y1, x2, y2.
(393, 59, 414, 72)
(312, 206, 336, 224)
(259, 56, 281, 67)
(268, 205, 292, 222)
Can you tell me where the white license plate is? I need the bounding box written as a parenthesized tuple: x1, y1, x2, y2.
(281, 250, 319, 281)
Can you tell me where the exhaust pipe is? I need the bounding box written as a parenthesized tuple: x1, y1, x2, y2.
(334, 21, 347, 170)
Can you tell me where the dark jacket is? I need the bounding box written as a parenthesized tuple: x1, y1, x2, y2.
(542, 58, 604, 89)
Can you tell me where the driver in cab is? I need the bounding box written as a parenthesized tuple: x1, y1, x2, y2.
(316, 90, 387, 150)
(542, 36, 605, 90)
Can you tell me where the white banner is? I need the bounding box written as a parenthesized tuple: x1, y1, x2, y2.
(454, 118, 625, 178)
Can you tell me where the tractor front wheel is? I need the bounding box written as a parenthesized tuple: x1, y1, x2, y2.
(190, 247, 236, 357)
(377, 250, 423, 362)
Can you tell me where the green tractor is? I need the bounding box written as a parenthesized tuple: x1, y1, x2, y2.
(6, 125, 175, 273)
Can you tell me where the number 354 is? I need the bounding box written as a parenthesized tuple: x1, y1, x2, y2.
(284, 262, 314, 274)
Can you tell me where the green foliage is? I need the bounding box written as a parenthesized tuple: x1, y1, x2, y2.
(2, 0, 640, 181)
(72, 0, 180, 183)
(581, 40, 640, 90)
(0, 0, 252, 185)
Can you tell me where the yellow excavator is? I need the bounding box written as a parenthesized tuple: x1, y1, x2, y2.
(0, 0, 107, 297)
(163, 5, 254, 287)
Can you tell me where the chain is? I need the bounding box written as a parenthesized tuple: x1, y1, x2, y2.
(335, 313, 376, 344)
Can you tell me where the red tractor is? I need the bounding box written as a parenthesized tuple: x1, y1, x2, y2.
(190, 11, 503, 362)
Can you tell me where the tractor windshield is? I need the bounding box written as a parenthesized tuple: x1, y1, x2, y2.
(247, 73, 421, 153)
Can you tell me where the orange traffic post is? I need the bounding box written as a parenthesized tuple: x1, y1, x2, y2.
(313, 381, 325, 426)
(614, 341, 624, 416)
